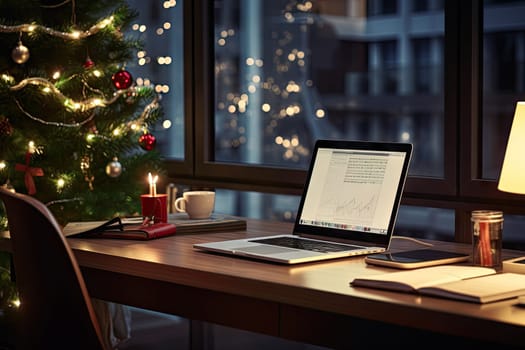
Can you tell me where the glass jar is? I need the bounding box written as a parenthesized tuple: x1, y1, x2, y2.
(471, 210, 503, 268)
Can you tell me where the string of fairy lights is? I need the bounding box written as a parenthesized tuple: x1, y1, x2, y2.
(0, 16, 115, 40)
(0, 14, 160, 125)
(214, 0, 322, 163)
(0, 0, 174, 193)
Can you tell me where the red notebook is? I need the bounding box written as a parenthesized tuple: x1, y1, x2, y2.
(62, 217, 176, 240)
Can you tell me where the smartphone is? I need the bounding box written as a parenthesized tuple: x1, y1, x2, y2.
(365, 249, 470, 269)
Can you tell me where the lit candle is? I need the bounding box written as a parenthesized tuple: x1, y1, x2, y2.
(148, 172, 158, 196)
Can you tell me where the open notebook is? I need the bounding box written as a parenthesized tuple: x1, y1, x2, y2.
(194, 139, 413, 264)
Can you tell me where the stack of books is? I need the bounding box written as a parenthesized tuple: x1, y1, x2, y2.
(167, 212, 246, 234)
(62, 213, 247, 240)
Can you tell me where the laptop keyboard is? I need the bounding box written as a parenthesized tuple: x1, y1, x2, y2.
(250, 236, 361, 253)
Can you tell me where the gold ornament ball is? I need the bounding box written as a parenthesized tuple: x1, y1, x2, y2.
(12, 42, 30, 64)
(105, 157, 123, 178)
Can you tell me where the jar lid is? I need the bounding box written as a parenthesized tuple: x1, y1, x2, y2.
(471, 210, 503, 220)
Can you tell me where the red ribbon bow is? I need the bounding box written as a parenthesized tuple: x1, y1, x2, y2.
(15, 152, 44, 195)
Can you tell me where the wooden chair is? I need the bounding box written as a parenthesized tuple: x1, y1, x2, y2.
(0, 187, 108, 350)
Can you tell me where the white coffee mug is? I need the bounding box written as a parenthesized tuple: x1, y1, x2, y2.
(175, 191, 215, 219)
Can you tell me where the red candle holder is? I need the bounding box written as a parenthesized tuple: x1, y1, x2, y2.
(140, 194, 168, 223)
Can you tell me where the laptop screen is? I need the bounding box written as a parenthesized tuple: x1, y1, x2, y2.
(294, 140, 412, 246)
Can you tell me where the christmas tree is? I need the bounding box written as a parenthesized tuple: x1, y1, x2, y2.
(0, 0, 165, 227)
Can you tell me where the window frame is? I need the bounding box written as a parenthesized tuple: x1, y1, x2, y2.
(164, 0, 525, 242)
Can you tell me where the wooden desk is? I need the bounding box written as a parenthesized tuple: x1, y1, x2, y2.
(2, 219, 525, 348)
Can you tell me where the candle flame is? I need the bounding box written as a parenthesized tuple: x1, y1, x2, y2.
(147, 172, 158, 196)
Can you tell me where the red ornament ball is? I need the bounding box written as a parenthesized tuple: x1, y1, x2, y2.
(138, 133, 156, 151)
(112, 70, 133, 89)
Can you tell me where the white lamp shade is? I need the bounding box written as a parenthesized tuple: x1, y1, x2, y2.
(498, 102, 525, 194)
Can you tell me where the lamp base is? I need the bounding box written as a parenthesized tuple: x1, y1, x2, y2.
(502, 256, 525, 274)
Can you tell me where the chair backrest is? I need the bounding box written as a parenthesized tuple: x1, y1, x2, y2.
(0, 188, 107, 350)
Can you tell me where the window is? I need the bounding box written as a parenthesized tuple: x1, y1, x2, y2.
(161, 0, 525, 246)
(205, 0, 448, 221)
(126, 0, 185, 160)
(212, 1, 445, 178)
(481, 1, 525, 180)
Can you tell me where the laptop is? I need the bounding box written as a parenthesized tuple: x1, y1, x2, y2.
(194, 139, 413, 264)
